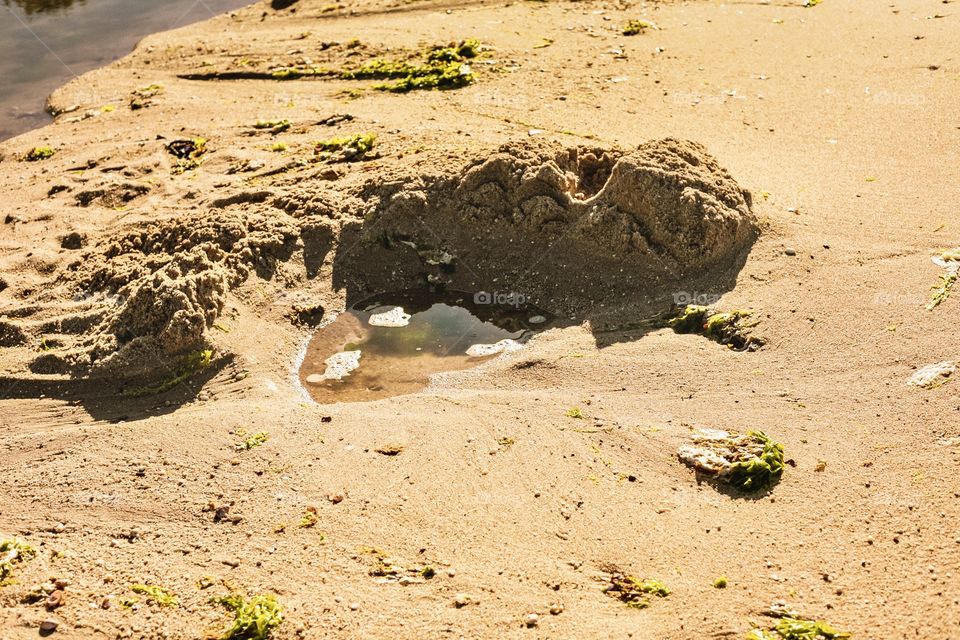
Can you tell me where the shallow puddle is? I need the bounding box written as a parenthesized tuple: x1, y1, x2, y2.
(298, 290, 553, 403)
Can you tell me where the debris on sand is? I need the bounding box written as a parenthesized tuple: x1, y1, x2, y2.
(667, 305, 765, 351)
(130, 584, 178, 607)
(213, 593, 284, 640)
(0, 539, 36, 585)
(166, 138, 207, 174)
(748, 616, 851, 639)
(907, 361, 955, 389)
(365, 550, 437, 584)
(927, 249, 959, 310)
(601, 570, 670, 609)
(375, 443, 404, 456)
(368, 306, 411, 327)
(678, 429, 785, 491)
(129, 84, 163, 110)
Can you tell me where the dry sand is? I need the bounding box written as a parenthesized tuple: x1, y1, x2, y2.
(1, 0, 958, 638)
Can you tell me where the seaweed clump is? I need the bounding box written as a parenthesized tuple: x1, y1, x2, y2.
(601, 571, 670, 609)
(926, 248, 959, 310)
(130, 584, 178, 607)
(24, 147, 55, 161)
(667, 305, 764, 351)
(747, 617, 851, 639)
(315, 133, 376, 161)
(214, 593, 284, 640)
(0, 539, 36, 585)
(236, 430, 269, 451)
(678, 429, 784, 491)
(340, 39, 480, 92)
(623, 20, 654, 35)
(123, 349, 213, 397)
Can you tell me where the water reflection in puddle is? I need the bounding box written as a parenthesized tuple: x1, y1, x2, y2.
(298, 290, 554, 404)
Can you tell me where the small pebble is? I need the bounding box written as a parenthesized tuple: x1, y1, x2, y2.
(784, 247, 797, 256)
(348, 602, 360, 611)
(39, 619, 59, 635)
(549, 603, 564, 615)
(524, 613, 539, 628)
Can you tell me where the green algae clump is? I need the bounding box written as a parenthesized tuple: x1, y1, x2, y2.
(0, 539, 36, 585)
(123, 349, 213, 397)
(602, 571, 670, 609)
(214, 593, 284, 640)
(747, 617, 851, 640)
(24, 147, 55, 161)
(130, 584, 178, 607)
(314, 133, 377, 160)
(667, 305, 764, 351)
(340, 39, 479, 92)
(623, 20, 654, 35)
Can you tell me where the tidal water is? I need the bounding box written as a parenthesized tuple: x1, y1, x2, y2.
(299, 290, 554, 404)
(0, 0, 251, 141)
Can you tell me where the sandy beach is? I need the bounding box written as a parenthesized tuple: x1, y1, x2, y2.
(1, 1, 958, 638)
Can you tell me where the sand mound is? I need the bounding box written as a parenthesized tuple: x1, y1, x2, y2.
(46, 210, 300, 374)
(7, 138, 755, 379)
(329, 138, 757, 317)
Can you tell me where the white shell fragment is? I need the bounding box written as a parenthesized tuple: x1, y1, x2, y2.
(306, 350, 361, 383)
(907, 361, 955, 389)
(528, 315, 546, 324)
(465, 339, 524, 357)
(933, 247, 960, 271)
(368, 307, 412, 328)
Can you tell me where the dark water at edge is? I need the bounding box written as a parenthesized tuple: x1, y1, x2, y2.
(0, 0, 253, 141)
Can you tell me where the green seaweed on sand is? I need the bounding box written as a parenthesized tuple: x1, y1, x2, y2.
(340, 39, 480, 92)
(0, 539, 36, 585)
(298, 506, 319, 528)
(130, 584, 178, 607)
(667, 305, 764, 351)
(123, 349, 214, 397)
(679, 429, 784, 491)
(253, 119, 292, 134)
(24, 147, 55, 161)
(314, 133, 376, 161)
(602, 571, 670, 609)
(623, 20, 654, 35)
(927, 272, 957, 310)
(213, 593, 284, 640)
(747, 617, 851, 640)
(236, 431, 268, 451)
(565, 407, 584, 419)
